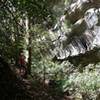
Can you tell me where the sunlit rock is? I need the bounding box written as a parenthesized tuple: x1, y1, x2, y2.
(85, 8, 99, 29)
(49, 0, 100, 61)
(93, 26, 100, 47)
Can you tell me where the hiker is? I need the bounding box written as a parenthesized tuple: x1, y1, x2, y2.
(18, 51, 27, 78)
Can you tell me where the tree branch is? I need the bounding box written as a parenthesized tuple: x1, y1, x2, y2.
(1, 1, 23, 30)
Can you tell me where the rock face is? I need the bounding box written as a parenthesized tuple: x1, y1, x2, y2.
(50, 0, 100, 63)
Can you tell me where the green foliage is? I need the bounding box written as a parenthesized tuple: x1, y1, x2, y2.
(31, 56, 100, 99)
(31, 59, 74, 81)
(0, 0, 65, 62)
(62, 64, 100, 99)
(1, 0, 100, 99)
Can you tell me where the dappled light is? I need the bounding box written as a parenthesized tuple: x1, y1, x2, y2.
(0, 0, 100, 100)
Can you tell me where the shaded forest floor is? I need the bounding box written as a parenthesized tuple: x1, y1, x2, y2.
(12, 68, 72, 100)
(0, 57, 73, 100)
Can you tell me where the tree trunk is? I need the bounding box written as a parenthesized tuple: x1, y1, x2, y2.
(25, 16, 32, 75)
(28, 35, 32, 75)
